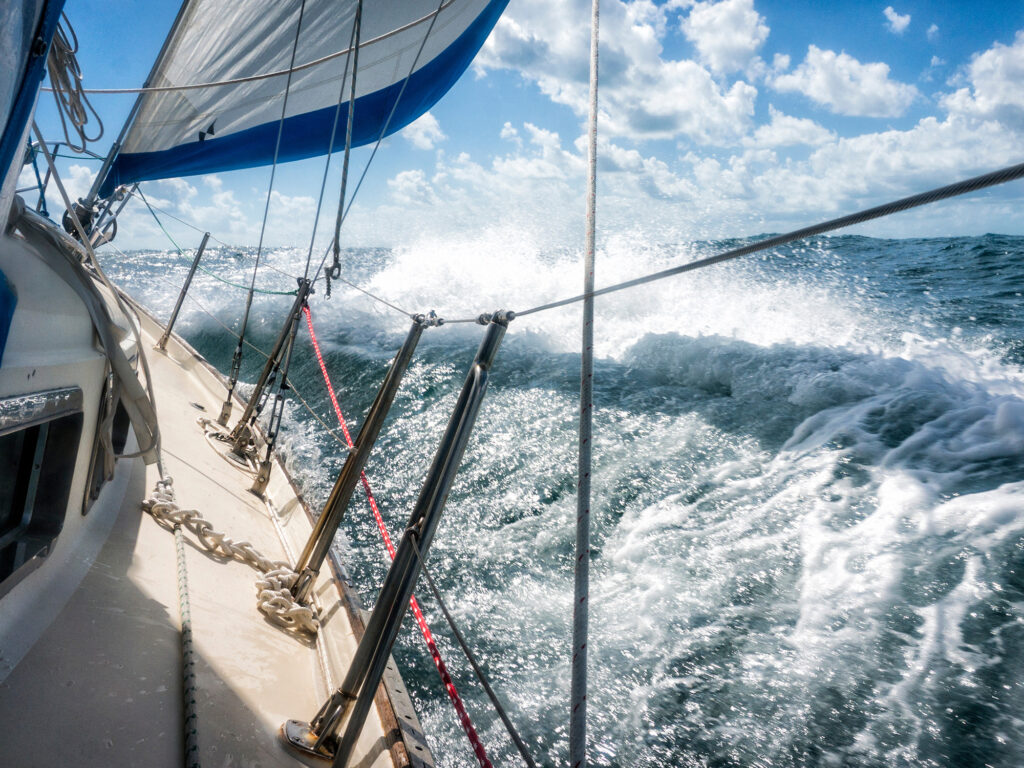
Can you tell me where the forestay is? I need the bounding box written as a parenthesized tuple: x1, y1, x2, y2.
(97, 0, 507, 197)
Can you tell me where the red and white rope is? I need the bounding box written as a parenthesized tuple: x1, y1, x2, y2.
(303, 306, 492, 768)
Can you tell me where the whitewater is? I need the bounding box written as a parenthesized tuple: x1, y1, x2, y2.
(101, 231, 1024, 768)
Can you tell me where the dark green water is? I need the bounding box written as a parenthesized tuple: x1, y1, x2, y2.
(105, 233, 1024, 767)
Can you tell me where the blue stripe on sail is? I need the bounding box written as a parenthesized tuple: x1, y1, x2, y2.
(0, 0, 66, 182)
(99, 0, 508, 197)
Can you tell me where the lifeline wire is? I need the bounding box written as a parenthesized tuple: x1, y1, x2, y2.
(512, 160, 1024, 319)
(102, 237, 353, 451)
(124, 188, 301, 282)
(136, 188, 298, 296)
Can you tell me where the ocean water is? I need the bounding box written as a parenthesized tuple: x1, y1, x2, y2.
(102, 232, 1024, 768)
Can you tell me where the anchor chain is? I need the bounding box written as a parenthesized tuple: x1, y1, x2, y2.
(142, 476, 320, 635)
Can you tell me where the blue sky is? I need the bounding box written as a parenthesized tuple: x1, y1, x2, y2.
(26, 0, 1024, 249)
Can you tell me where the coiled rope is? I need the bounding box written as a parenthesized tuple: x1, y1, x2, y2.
(46, 13, 103, 153)
(143, 476, 320, 635)
(303, 306, 494, 768)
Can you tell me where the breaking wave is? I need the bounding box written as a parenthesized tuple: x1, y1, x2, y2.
(103, 232, 1024, 767)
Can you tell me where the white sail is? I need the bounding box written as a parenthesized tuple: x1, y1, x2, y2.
(99, 0, 507, 196)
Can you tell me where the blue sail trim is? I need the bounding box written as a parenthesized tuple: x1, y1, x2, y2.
(0, 268, 17, 368)
(0, 0, 66, 181)
(99, 0, 508, 198)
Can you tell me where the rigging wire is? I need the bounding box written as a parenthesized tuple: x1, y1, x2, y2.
(439, 160, 1024, 323)
(225, 0, 309, 407)
(311, 0, 447, 289)
(303, 0, 362, 288)
(571, 3, 600, 767)
(325, 0, 364, 294)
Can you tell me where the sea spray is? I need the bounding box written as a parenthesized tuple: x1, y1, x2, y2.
(102, 233, 1024, 767)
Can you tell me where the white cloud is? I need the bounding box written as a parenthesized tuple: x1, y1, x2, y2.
(742, 106, 835, 148)
(401, 113, 446, 151)
(477, 0, 758, 144)
(681, 0, 769, 75)
(771, 45, 919, 117)
(927, 23, 939, 42)
(940, 30, 1024, 128)
(387, 169, 438, 206)
(56, 10, 1024, 250)
(500, 122, 521, 147)
(883, 7, 911, 35)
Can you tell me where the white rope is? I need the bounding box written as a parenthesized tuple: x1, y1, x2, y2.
(143, 476, 321, 635)
(46, 14, 104, 153)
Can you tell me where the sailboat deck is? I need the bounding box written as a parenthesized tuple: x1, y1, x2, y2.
(0, 307, 429, 768)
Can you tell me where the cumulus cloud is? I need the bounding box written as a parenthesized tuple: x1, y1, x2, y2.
(883, 7, 911, 35)
(360, 27, 1024, 244)
(742, 106, 835, 147)
(65, 9, 1024, 249)
(401, 112, 446, 150)
(477, 0, 757, 144)
(940, 30, 1024, 128)
(681, 0, 770, 75)
(771, 45, 918, 117)
(927, 23, 939, 42)
(387, 169, 438, 206)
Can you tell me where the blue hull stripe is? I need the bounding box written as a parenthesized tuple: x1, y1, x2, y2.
(99, 0, 508, 197)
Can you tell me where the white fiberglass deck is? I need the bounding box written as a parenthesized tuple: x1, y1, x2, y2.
(0, 306, 428, 768)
